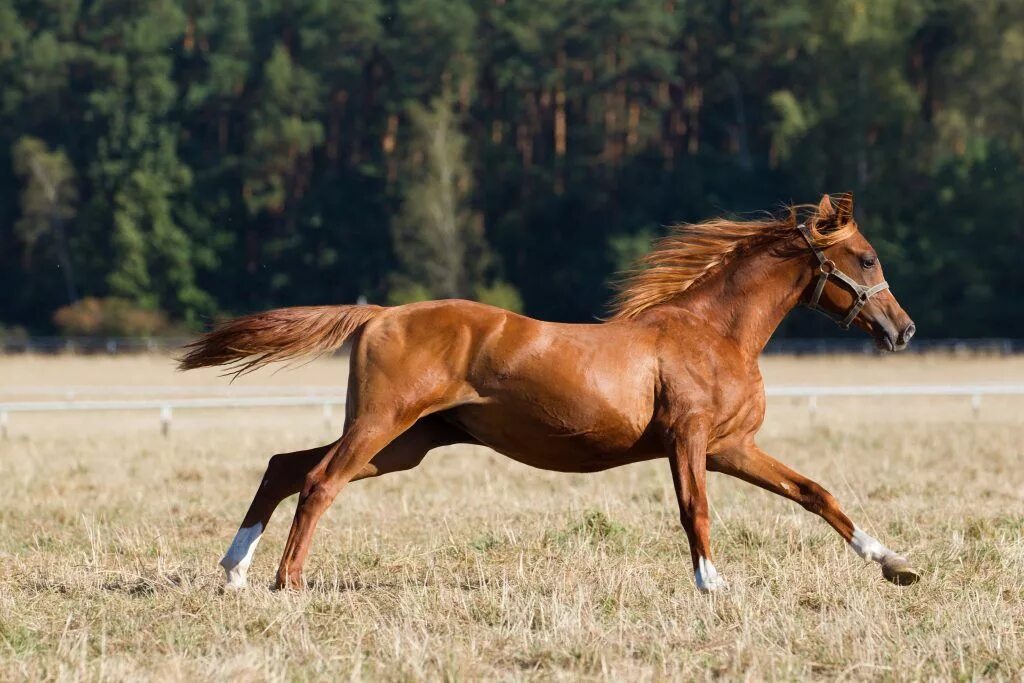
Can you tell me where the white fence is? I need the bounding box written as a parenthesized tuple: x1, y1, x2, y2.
(765, 384, 1024, 420)
(0, 385, 342, 398)
(2, 384, 1023, 438)
(0, 395, 345, 437)
(765, 384, 1024, 397)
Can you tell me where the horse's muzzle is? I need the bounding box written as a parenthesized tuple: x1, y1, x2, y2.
(877, 321, 915, 352)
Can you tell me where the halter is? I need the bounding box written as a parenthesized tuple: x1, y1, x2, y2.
(797, 223, 889, 330)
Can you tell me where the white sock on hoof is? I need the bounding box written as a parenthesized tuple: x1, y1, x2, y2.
(695, 556, 726, 592)
(220, 523, 264, 588)
(849, 526, 895, 563)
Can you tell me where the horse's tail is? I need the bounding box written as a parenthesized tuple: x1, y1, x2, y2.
(178, 304, 384, 377)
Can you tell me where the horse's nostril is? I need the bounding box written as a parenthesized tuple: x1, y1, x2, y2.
(901, 323, 916, 344)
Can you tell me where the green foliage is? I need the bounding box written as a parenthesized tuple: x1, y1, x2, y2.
(768, 91, 812, 163)
(243, 43, 324, 216)
(548, 509, 628, 551)
(386, 283, 434, 306)
(608, 230, 655, 274)
(475, 281, 524, 313)
(391, 94, 487, 299)
(10, 136, 78, 300)
(0, 0, 1021, 335)
(468, 533, 503, 552)
(0, 323, 28, 341)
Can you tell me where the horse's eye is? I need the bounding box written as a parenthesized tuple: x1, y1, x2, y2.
(861, 256, 877, 269)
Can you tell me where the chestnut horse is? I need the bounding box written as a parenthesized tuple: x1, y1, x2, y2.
(181, 193, 920, 592)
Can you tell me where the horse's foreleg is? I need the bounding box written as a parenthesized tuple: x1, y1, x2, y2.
(709, 444, 920, 585)
(664, 418, 724, 592)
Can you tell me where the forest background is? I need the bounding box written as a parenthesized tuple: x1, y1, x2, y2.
(2, 0, 1022, 338)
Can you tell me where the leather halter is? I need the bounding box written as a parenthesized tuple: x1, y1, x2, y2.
(797, 223, 889, 330)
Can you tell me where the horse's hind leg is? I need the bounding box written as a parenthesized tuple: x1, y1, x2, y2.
(274, 414, 414, 590)
(221, 416, 463, 589)
(709, 444, 920, 586)
(221, 444, 330, 588)
(274, 411, 470, 590)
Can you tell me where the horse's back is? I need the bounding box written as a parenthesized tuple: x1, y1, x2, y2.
(355, 298, 657, 398)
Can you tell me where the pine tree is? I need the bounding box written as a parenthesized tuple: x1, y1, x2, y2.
(11, 136, 79, 303)
(391, 94, 487, 301)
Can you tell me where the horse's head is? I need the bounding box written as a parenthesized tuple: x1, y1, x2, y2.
(801, 194, 915, 352)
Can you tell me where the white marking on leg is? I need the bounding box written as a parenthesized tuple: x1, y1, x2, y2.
(849, 526, 894, 564)
(695, 556, 727, 592)
(220, 523, 264, 589)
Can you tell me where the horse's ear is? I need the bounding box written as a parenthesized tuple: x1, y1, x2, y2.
(834, 192, 854, 222)
(817, 194, 835, 219)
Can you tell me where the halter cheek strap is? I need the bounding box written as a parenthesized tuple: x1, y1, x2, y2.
(796, 224, 889, 330)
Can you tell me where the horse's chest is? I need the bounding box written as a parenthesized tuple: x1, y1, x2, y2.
(711, 384, 766, 445)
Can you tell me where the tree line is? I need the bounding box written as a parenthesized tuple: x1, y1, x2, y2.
(1, 0, 1022, 338)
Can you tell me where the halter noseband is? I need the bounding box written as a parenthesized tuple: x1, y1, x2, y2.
(797, 223, 889, 330)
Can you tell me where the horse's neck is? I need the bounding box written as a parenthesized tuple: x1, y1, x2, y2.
(670, 246, 809, 358)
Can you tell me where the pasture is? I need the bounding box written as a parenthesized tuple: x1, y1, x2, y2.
(1, 353, 1022, 680)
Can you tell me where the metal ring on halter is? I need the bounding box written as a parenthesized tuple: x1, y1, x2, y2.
(819, 260, 836, 275)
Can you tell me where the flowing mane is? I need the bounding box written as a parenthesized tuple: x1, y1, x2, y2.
(608, 198, 859, 320)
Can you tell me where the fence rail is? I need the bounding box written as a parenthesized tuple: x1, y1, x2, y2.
(0, 395, 346, 438)
(766, 338, 1024, 355)
(1, 337, 192, 354)
(0, 385, 342, 398)
(2, 384, 1022, 438)
(764, 384, 1024, 397)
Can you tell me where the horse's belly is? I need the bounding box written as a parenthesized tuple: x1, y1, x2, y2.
(443, 402, 662, 473)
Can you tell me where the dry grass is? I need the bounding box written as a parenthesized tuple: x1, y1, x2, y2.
(1, 354, 1022, 680)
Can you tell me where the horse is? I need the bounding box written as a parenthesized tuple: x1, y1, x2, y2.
(180, 193, 920, 593)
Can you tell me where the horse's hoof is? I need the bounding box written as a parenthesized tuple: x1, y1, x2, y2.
(881, 556, 920, 586)
(273, 574, 305, 591)
(221, 566, 248, 591)
(696, 573, 729, 593)
(697, 577, 729, 593)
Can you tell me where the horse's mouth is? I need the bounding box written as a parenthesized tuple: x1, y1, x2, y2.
(874, 334, 908, 353)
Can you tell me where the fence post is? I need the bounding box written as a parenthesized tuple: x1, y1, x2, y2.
(323, 402, 333, 431)
(1, 410, 8, 440)
(971, 394, 982, 419)
(808, 395, 819, 422)
(160, 405, 172, 437)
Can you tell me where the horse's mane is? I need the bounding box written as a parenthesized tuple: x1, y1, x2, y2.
(608, 196, 859, 320)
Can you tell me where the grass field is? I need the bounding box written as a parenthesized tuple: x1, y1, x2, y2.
(1, 353, 1022, 680)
